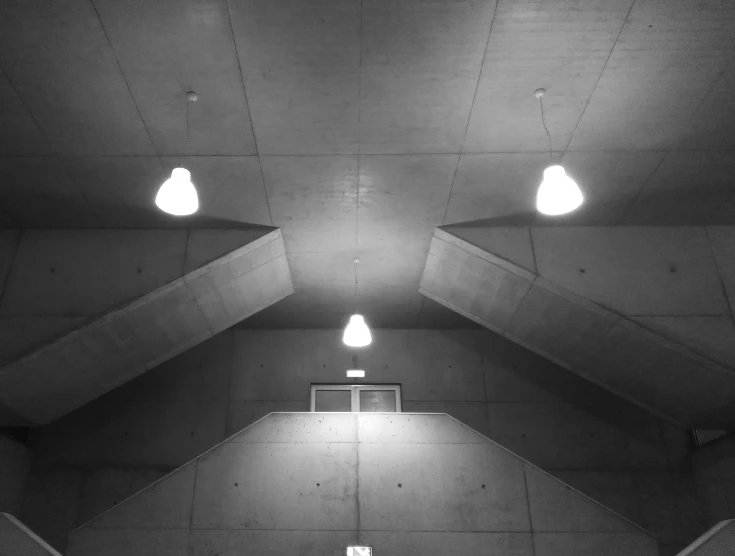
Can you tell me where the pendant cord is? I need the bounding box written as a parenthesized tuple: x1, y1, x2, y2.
(353, 258, 359, 313)
(538, 95, 552, 162)
(186, 99, 190, 140)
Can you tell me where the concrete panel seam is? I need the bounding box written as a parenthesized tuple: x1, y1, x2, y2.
(88, 0, 159, 156)
(455, 0, 500, 153)
(183, 230, 282, 281)
(0, 230, 22, 312)
(432, 230, 536, 282)
(70, 412, 279, 533)
(181, 229, 191, 277)
(189, 460, 199, 532)
(521, 465, 536, 556)
(561, 0, 638, 153)
(183, 241, 287, 289)
(617, 151, 670, 225)
(705, 226, 735, 323)
(441, 414, 657, 538)
(223, 0, 263, 163)
(528, 227, 538, 275)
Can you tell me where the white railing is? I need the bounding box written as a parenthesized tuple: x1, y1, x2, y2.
(677, 519, 735, 555)
(0, 513, 62, 555)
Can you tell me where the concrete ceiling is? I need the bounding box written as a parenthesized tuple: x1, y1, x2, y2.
(1, 0, 735, 328)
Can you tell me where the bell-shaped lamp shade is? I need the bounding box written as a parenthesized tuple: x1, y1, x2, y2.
(536, 165, 583, 216)
(155, 168, 199, 216)
(343, 314, 372, 347)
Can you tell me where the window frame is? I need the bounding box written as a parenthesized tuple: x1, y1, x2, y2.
(309, 384, 402, 412)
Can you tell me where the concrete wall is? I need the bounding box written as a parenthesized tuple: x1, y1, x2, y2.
(66, 413, 658, 556)
(692, 434, 735, 528)
(0, 228, 293, 425)
(22, 329, 701, 554)
(0, 434, 31, 515)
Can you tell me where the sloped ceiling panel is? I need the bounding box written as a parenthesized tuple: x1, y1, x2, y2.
(420, 227, 735, 429)
(0, 229, 293, 425)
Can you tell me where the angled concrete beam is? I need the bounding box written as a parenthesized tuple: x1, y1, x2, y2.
(420, 227, 735, 429)
(0, 229, 293, 425)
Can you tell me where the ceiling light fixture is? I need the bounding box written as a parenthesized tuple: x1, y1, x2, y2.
(155, 91, 199, 216)
(343, 257, 372, 347)
(534, 88, 583, 216)
(155, 168, 198, 216)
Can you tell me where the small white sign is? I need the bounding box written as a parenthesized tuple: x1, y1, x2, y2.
(347, 547, 372, 556)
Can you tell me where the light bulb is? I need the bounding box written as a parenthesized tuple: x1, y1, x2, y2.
(343, 314, 372, 347)
(536, 165, 583, 216)
(155, 168, 199, 216)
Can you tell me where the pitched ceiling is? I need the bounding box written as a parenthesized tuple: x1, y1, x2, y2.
(1, 0, 734, 328)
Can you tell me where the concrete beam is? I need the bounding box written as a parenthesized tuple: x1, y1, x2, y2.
(420, 227, 735, 429)
(0, 229, 293, 425)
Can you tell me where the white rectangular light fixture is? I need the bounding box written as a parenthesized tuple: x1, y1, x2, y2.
(346, 369, 365, 378)
(347, 548, 372, 556)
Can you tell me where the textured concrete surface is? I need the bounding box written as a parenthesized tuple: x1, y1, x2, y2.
(420, 227, 735, 428)
(678, 520, 735, 556)
(0, 435, 30, 515)
(66, 413, 656, 556)
(24, 328, 698, 554)
(3, 0, 735, 326)
(0, 513, 62, 555)
(0, 229, 293, 425)
(692, 435, 735, 528)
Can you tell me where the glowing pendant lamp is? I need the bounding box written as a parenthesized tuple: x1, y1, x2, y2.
(533, 88, 583, 216)
(343, 314, 372, 347)
(343, 257, 372, 347)
(155, 91, 200, 216)
(537, 165, 583, 215)
(155, 168, 199, 216)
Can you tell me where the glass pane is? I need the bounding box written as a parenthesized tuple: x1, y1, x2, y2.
(359, 390, 396, 412)
(315, 390, 351, 412)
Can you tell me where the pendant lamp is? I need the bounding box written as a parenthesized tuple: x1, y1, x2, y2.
(343, 257, 372, 347)
(155, 91, 200, 216)
(534, 88, 583, 216)
(155, 168, 199, 216)
(536, 165, 583, 215)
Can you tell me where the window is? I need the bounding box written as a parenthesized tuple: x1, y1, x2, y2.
(310, 384, 402, 412)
